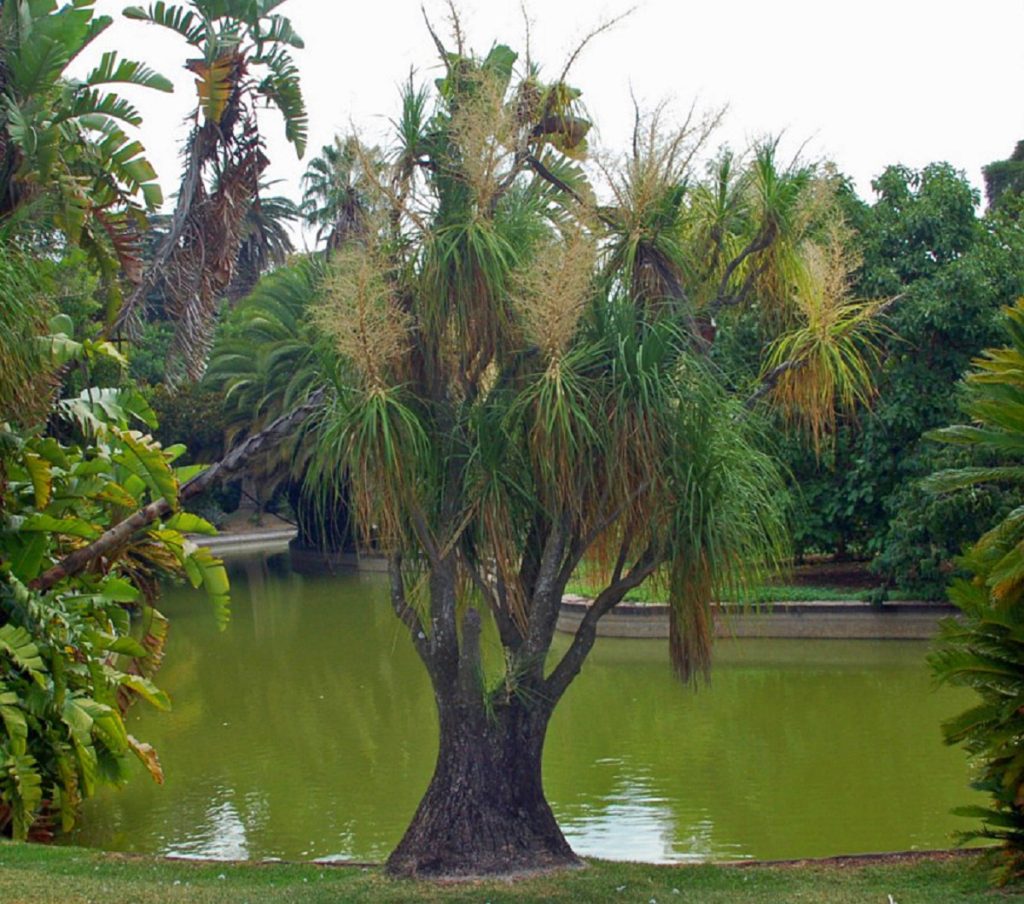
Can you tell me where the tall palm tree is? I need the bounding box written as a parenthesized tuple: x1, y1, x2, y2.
(116, 0, 307, 384)
(227, 189, 298, 301)
(300, 135, 382, 250)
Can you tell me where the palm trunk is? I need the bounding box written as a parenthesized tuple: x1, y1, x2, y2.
(385, 563, 580, 878)
(385, 691, 578, 877)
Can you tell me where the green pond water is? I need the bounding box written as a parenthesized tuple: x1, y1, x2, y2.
(67, 550, 979, 864)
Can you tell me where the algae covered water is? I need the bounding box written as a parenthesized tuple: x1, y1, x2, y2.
(67, 551, 978, 863)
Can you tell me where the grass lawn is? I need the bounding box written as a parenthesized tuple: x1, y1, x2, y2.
(564, 578, 920, 605)
(0, 843, 1005, 903)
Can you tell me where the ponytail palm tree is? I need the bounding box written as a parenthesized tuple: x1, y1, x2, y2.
(296, 26, 882, 878)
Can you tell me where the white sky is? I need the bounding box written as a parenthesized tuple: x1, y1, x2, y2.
(88, 0, 1023, 231)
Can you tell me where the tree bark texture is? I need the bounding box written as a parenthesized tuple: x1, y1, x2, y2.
(385, 694, 579, 877)
(384, 567, 580, 878)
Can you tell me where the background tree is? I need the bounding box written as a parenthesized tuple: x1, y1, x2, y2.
(299, 28, 882, 877)
(116, 0, 307, 384)
(225, 188, 298, 302)
(300, 135, 382, 250)
(205, 256, 346, 545)
(984, 140, 1024, 211)
(776, 164, 1024, 594)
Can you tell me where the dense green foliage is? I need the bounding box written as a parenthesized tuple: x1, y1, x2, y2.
(929, 300, 1024, 883)
(0, 0, 170, 308)
(0, 1, 235, 844)
(984, 141, 1024, 210)
(0, 307, 229, 839)
(781, 164, 1024, 596)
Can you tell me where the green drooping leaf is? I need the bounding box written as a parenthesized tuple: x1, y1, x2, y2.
(111, 672, 171, 712)
(86, 51, 173, 93)
(165, 511, 217, 536)
(111, 428, 179, 506)
(21, 513, 101, 541)
(1, 753, 43, 840)
(182, 545, 231, 630)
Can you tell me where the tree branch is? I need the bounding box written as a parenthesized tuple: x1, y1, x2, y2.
(744, 359, 805, 410)
(460, 547, 522, 650)
(707, 223, 776, 314)
(526, 154, 616, 229)
(31, 388, 327, 592)
(388, 554, 430, 665)
(559, 480, 651, 588)
(543, 544, 660, 703)
(522, 514, 569, 663)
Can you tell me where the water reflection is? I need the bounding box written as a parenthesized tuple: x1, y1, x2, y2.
(164, 795, 252, 860)
(559, 764, 738, 863)
(66, 553, 978, 863)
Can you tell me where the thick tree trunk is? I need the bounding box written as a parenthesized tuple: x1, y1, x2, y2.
(385, 697, 580, 877)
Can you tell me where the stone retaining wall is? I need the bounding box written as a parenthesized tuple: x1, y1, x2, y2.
(557, 596, 956, 640)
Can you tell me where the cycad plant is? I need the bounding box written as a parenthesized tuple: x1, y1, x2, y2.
(928, 298, 1024, 884)
(294, 24, 883, 877)
(206, 256, 329, 503)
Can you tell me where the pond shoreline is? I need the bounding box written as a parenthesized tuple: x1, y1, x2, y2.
(59, 843, 987, 870)
(557, 596, 955, 640)
(195, 531, 954, 640)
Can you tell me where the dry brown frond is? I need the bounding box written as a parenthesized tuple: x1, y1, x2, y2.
(511, 226, 595, 360)
(314, 245, 410, 389)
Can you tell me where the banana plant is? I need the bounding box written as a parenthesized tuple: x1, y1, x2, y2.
(0, 0, 172, 307)
(116, 0, 307, 383)
(0, 318, 230, 840)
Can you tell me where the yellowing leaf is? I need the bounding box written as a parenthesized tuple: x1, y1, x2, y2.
(127, 734, 164, 785)
(22, 452, 52, 508)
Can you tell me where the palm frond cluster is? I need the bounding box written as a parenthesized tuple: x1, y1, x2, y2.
(928, 300, 1024, 883)
(0, 0, 171, 302)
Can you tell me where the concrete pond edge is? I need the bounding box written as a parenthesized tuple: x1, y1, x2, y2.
(196, 531, 954, 641)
